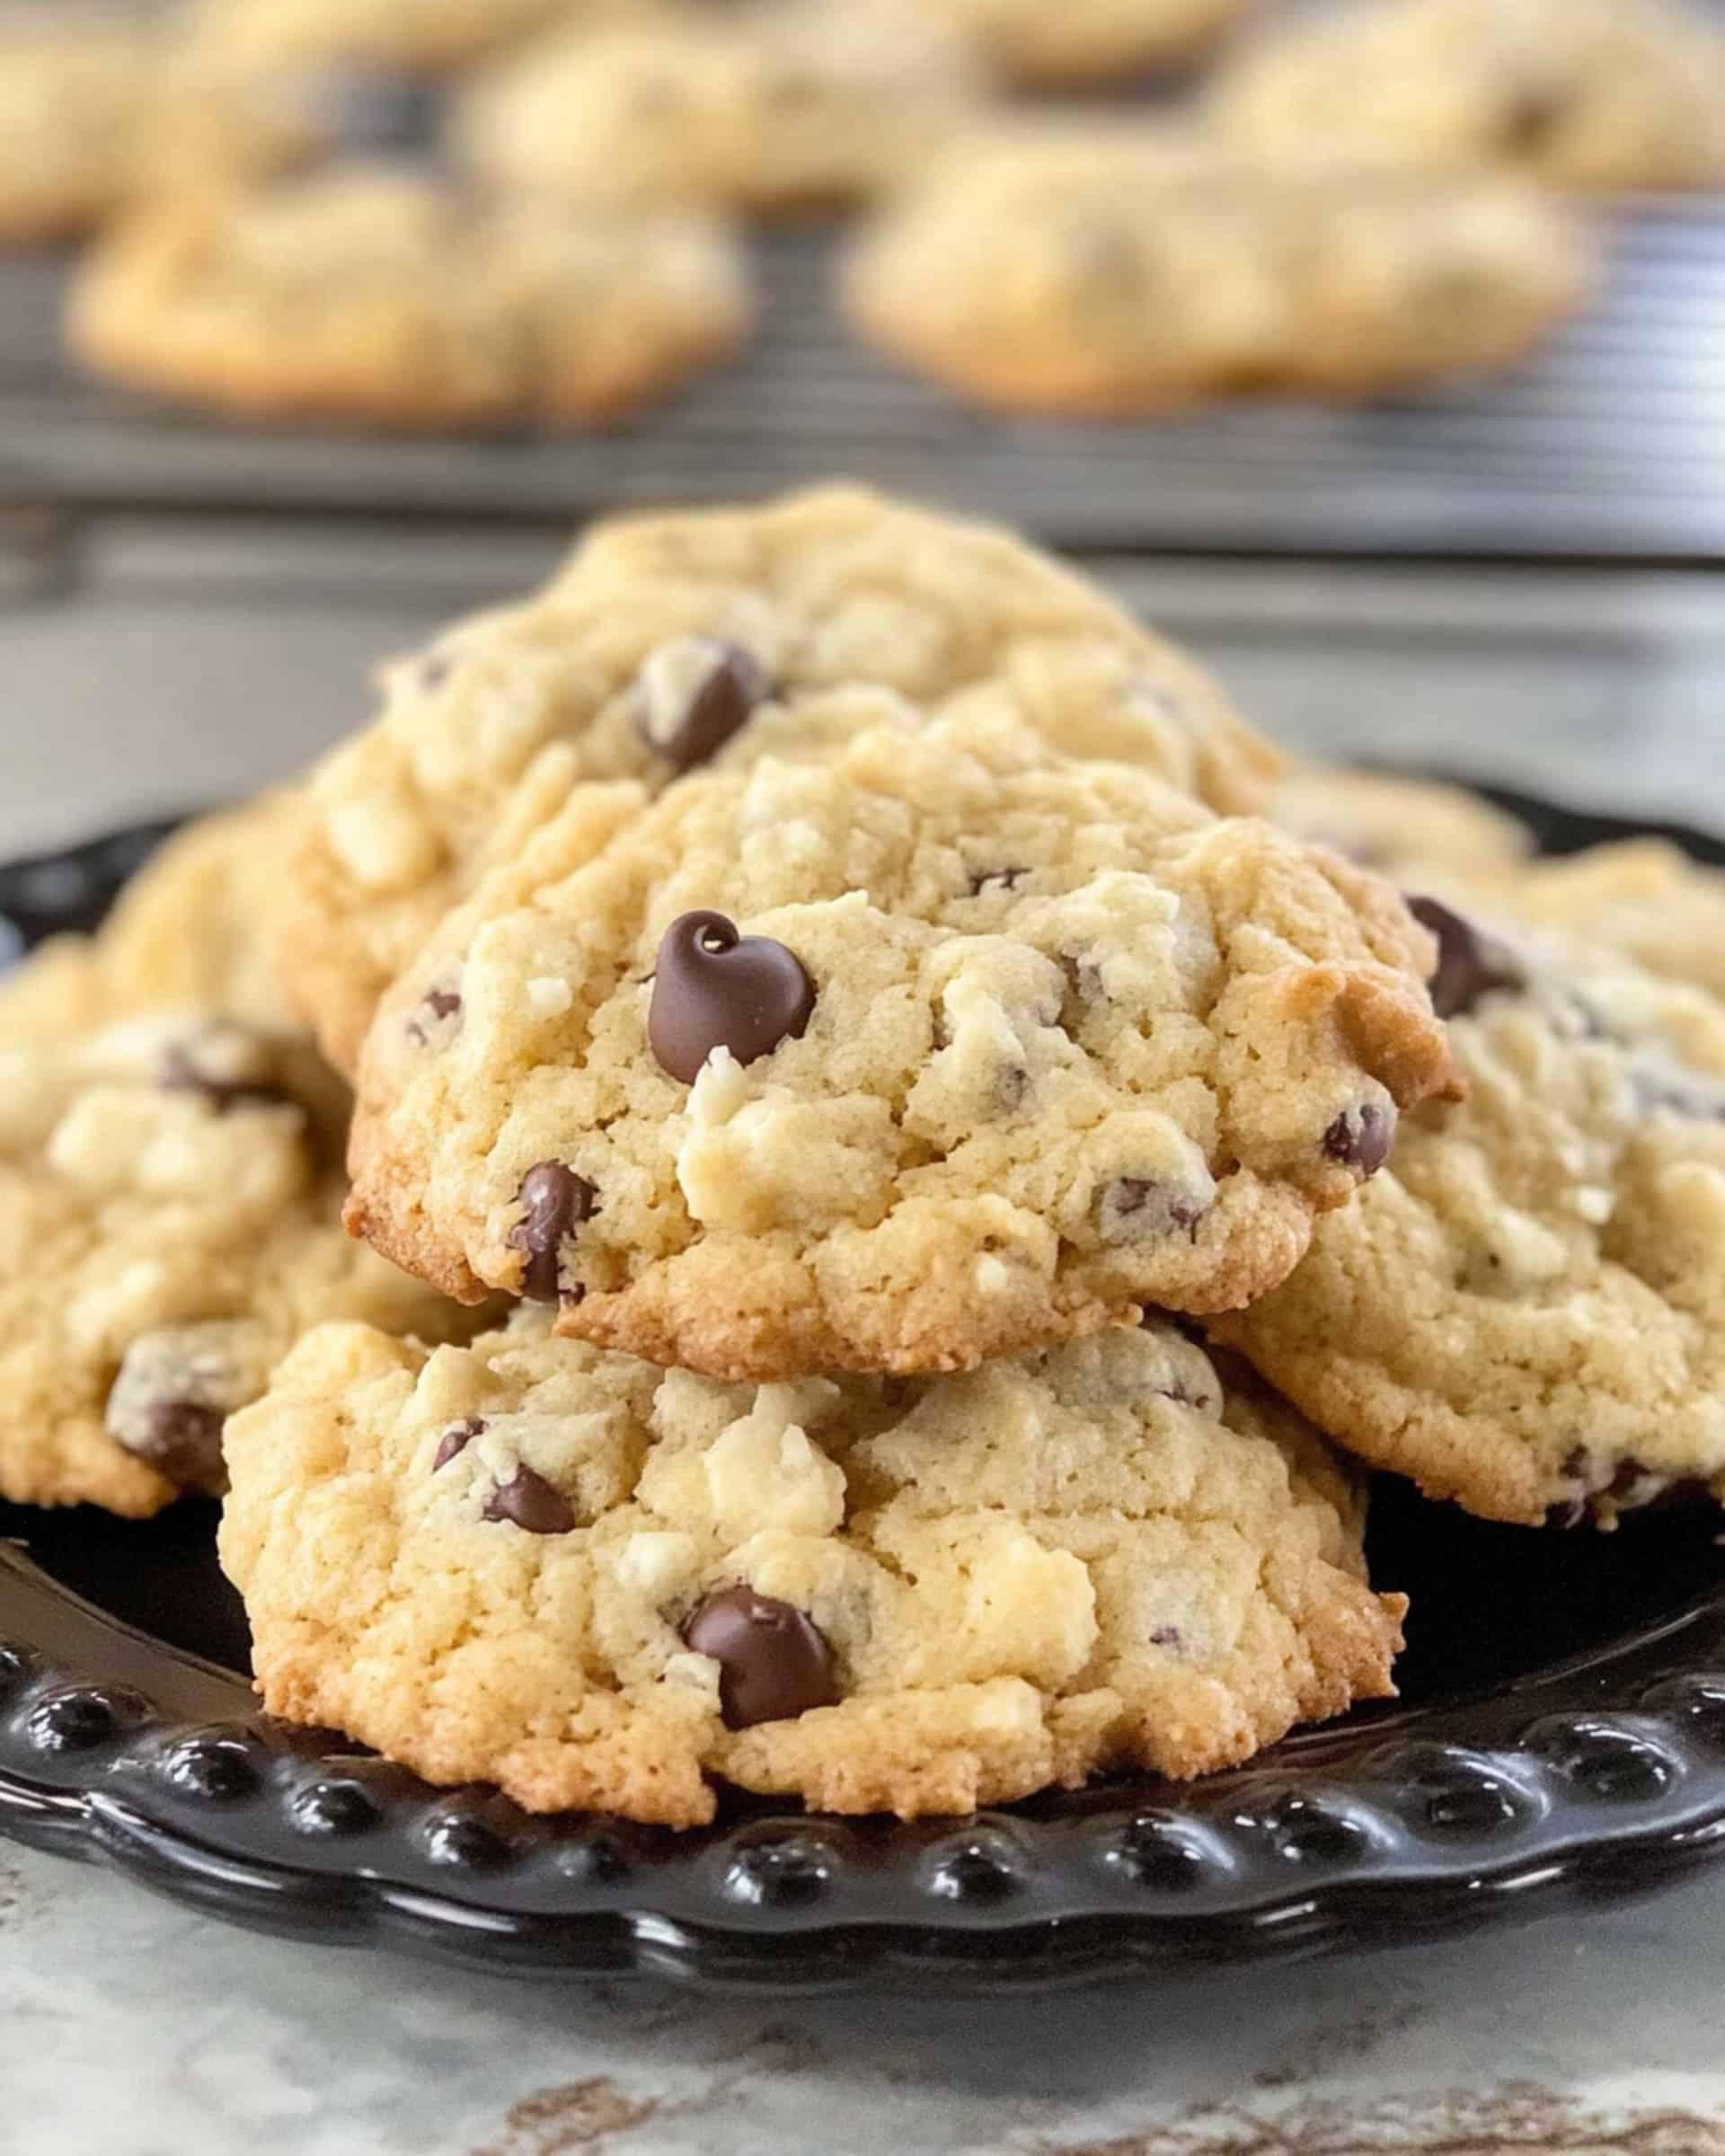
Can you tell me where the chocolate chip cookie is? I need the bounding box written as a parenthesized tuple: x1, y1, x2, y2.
(0, 800, 481, 1515)
(453, 0, 983, 216)
(1478, 841, 1725, 1003)
(1214, 897, 1725, 1527)
(1275, 766, 1535, 879)
(184, 0, 626, 74)
(69, 166, 752, 433)
(1208, 0, 1725, 194)
(843, 128, 1595, 415)
(220, 1307, 1405, 1824)
(0, 17, 314, 243)
(916, 0, 1258, 88)
(282, 484, 1279, 1074)
(345, 706, 1457, 1379)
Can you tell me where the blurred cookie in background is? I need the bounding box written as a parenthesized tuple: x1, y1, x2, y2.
(912, 0, 1258, 90)
(1274, 765, 1535, 879)
(67, 165, 754, 429)
(842, 128, 1597, 415)
(454, 0, 986, 218)
(1477, 839, 1725, 1002)
(182, 0, 640, 76)
(1207, 0, 1725, 195)
(0, 13, 317, 243)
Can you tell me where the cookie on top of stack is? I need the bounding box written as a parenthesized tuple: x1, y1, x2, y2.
(216, 484, 1460, 1824)
(19, 485, 1720, 1830)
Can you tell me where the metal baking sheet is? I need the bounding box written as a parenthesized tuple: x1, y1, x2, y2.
(0, 199, 1723, 558)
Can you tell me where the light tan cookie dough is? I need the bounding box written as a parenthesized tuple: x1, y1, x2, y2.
(0, 17, 314, 243)
(282, 485, 1279, 1074)
(1274, 766, 1535, 879)
(1207, 0, 1725, 194)
(1480, 841, 1725, 1003)
(1214, 895, 1725, 1528)
(183, 0, 629, 75)
(220, 1308, 1406, 1825)
(0, 808, 482, 1515)
(914, 0, 1257, 87)
(346, 708, 1458, 1380)
(842, 128, 1595, 415)
(68, 166, 752, 432)
(454, 1, 984, 216)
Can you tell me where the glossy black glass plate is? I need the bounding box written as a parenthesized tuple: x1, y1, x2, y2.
(2, 799, 1724, 1993)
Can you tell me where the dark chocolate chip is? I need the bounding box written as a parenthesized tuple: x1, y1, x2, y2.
(1322, 1102, 1394, 1179)
(159, 1042, 295, 1117)
(1407, 896, 1524, 1021)
(113, 1400, 226, 1493)
(1097, 1178, 1206, 1246)
(1503, 84, 1564, 153)
(434, 1417, 486, 1470)
(649, 911, 816, 1085)
(683, 1586, 839, 1730)
(1561, 1444, 1589, 1482)
(996, 1065, 1031, 1112)
(483, 1465, 575, 1535)
(968, 865, 1029, 897)
(1148, 1625, 1183, 1648)
(317, 67, 446, 155)
(635, 638, 773, 772)
(508, 1163, 598, 1303)
(405, 986, 462, 1046)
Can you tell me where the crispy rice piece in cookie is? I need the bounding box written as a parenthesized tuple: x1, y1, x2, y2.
(346, 709, 1458, 1380)
(453, 0, 983, 217)
(0, 16, 316, 243)
(914, 0, 1258, 88)
(69, 166, 752, 434)
(1206, 0, 1725, 194)
(1477, 840, 1725, 1004)
(0, 806, 483, 1515)
(841, 128, 1594, 416)
(1273, 766, 1535, 880)
(282, 484, 1278, 1074)
(1214, 896, 1725, 1528)
(219, 1308, 1406, 1825)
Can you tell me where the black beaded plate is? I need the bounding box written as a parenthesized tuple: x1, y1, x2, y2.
(2, 799, 1725, 1993)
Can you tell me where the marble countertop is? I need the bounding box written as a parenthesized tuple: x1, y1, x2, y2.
(3, 526, 1724, 2154)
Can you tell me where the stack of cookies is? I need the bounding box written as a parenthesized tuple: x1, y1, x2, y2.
(7, 485, 1723, 1830)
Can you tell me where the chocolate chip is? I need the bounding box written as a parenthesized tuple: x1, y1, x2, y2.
(118, 1401, 226, 1494)
(1096, 1178, 1206, 1247)
(104, 1320, 264, 1495)
(434, 1417, 485, 1470)
(508, 1163, 598, 1303)
(635, 638, 773, 772)
(1148, 1625, 1183, 1648)
(1322, 1103, 1394, 1178)
(1503, 84, 1563, 153)
(683, 1587, 839, 1730)
(648, 911, 816, 1085)
(1406, 896, 1524, 1021)
(996, 1065, 1031, 1112)
(405, 986, 462, 1047)
(159, 1032, 296, 1117)
(968, 865, 1029, 897)
(483, 1465, 575, 1535)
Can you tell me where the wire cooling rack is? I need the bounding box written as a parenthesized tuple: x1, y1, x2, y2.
(0, 199, 1722, 556)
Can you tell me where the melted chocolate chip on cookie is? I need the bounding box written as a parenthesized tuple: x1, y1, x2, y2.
(635, 637, 774, 772)
(683, 1586, 839, 1729)
(483, 1464, 575, 1535)
(649, 911, 816, 1084)
(1407, 896, 1525, 1021)
(509, 1163, 598, 1303)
